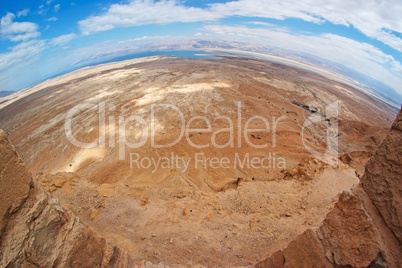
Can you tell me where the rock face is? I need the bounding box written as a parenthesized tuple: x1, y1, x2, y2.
(257, 108, 402, 268)
(362, 109, 402, 243)
(0, 130, 31, 236)
(0, 130, 133, 267)
(256, 191, 386, 268)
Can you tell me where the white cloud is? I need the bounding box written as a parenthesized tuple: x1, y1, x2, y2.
(203, 24, 402, 95)
(122, 35, 170, 43)
(375, 30, 402, 53)
(0, 40, 45, 70)
(78, 0, 220, 35)
(0, 40, 46, 90)
(390, 60, 402, 77)
(0, 13, 40, 42)
(38, 5, 46, 15)
(17, 9, 30, 17)
(209, 0, 324, 24)
(45, 17, 58, 22)
(54, 4, 61, 12)
(195, 32, 202, 36)
(247, 21, 275, 27)
(78, 0, 402, 52)
(50, 33, 76, 46)
(46, 0, 54, 5)
(209, 0, 402, 52)
(133, 35, 150, 41)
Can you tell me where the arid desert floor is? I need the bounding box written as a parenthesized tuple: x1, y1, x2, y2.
(0, 55, 398, 266)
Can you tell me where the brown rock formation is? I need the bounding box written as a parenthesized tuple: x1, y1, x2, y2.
(362, 109, 402, 244)
(257, 108, 402, 268)
(0, 130, 133, 267)
(256, 191, 386, 268)
(0, 129, 31, 236)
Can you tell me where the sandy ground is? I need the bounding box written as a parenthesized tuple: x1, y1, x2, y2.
(0, 56, 397, 266)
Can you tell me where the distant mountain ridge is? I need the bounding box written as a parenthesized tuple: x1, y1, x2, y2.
(0, 91, 14, 98)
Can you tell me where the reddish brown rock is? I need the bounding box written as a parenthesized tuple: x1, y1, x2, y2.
(317, 191, 382, 267)
(0, 130, 32, 235)
(256, 191, 384, 268)
(0, 130, 134, 267)
(257, 108, 402, 268)
(361, 108, 402, 243)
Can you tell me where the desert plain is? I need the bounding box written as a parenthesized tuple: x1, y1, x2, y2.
(0, 55, 398, 266)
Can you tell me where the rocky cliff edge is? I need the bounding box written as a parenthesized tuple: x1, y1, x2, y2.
(0, 130, 134, 268)
(257, 108, 402, 268)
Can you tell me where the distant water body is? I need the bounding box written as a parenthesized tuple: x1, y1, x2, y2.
(55, 49, 328, 79)
(48, 50, 222, 80)
(57, 49, 341, 83)
(96, 50, 223, 65)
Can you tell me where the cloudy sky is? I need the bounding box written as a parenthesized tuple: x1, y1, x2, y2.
(1, 0, 402, 96)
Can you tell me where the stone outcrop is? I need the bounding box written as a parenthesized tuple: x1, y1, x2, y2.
(0, 130, 134, 267)
(283, 157, 327, 181)
(256, 190, 387, 268)
(0, 130, 32, 236)
(361, 109, 402, 243)
(257, 108, 402, 268)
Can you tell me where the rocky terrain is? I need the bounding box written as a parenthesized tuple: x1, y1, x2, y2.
(257, 109, 402, 267)
(0, 130, 134, 267)
(0, 55, 400, 266)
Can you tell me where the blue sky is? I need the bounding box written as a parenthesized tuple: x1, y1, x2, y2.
(1, 0, 402, 97)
